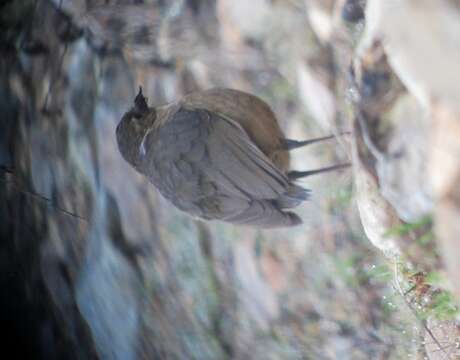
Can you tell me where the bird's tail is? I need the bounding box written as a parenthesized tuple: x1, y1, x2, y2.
(274, 184, 310, 209)
(224, 200, 303, 228)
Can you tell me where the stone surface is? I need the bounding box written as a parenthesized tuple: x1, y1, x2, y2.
(355, 0, 460, 302)
(376, 94, 433, 223)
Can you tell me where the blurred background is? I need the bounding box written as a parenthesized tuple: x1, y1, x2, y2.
(1, 0, 460, 359)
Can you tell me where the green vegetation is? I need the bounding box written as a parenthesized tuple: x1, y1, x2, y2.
(383, 214, 432, 238)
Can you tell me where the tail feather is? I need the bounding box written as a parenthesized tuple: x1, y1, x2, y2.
(274, 184, 310, 209)
(223, 200, 302, 227)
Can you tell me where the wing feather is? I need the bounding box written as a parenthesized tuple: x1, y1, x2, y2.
(139, 106, 305, 225)
(205, 111, 289, 200)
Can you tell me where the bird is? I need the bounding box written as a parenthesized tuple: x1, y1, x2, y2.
(116, 87, 349, 228)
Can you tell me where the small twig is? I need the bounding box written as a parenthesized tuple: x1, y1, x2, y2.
(1, 176, 88, 223)
(392, 261, 449, 359)
(24, 0, 40, 43)
(403, 284, 417, 296)
(42, 0, 68, 114)
(347, 66, 387, 163)
(42, 44, 68, 113)
(355, 109, 387, 163)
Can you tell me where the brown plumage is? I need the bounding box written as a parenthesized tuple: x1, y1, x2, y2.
(116, 87, 349, 228)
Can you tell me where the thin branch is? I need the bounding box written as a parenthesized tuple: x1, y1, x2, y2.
(392, 261, 449, 359)
(42, 44, 68, 113)
(42, 0, 68, 114)
(1, 177, 88, 223)
(347, 66, 387, 162)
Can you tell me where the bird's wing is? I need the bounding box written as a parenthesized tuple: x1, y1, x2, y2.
(141, 106, 300, 222)
(140, 107, 210, 216)
(202, 109, 289, 199)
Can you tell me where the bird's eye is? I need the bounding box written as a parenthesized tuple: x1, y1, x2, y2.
(128, 107, 144, 120)
(133, 112, 143, 120)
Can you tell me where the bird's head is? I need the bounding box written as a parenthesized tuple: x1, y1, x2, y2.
(116, 87, 156, 169)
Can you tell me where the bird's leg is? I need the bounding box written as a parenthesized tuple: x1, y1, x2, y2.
(287, 163, 350, 180)
(281, 131, 350, 150)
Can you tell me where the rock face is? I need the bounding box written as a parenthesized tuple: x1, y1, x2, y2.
(1, 0, 459, 359)
(351, 1, 460, 358)
(354, 0, 460, 299)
